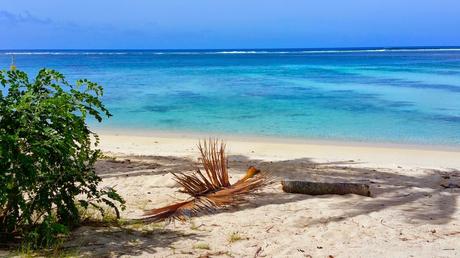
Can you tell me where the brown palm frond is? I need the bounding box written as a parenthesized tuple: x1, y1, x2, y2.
(171, 169, 211, 196)
(205, 172, 271, 206)
(143, 198, 216, 222)
(197, 139, 230, 188)
(142, 139, 271, 222)
(142, 200, 195, 222)
(172, 139, 229, 196)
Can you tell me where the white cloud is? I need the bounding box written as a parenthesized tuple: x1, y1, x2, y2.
(0, 10, 52, 25)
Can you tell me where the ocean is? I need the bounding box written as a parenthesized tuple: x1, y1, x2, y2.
(1, 48, 460, 146)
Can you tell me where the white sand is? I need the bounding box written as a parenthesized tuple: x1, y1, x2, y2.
(66, 131, 460, 257)
(98, 131, 460, 169)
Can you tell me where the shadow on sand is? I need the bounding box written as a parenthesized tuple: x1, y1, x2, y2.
(63, 225, 199, 257)
(69, 154, 459, 256)
(96, 154, 459, 226)
(225, 155, 459, 226)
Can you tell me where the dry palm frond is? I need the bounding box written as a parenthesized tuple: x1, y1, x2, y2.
(142, 139, 271, 222)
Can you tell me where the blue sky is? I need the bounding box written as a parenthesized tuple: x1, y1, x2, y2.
(1, 0, 459, 49)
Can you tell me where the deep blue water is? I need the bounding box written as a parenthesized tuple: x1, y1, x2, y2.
(1, 48, 460, 146)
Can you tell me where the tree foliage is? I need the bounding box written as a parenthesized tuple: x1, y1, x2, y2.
(0, 68, 125, 247)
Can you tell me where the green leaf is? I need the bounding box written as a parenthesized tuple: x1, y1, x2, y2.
(0, 68, 124, 248)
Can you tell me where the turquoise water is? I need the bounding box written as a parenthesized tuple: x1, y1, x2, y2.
(1, 48, 460, 146)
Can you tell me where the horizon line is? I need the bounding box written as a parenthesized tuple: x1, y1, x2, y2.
(1, 45, 460, 51)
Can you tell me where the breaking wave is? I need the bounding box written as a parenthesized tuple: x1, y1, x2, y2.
(2, 48, 460, 56)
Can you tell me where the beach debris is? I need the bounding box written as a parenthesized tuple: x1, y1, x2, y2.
(254, 246, 263, 257)
(281, 180, 371, 197)
(142, 139, 271, 221)
(440, 183, 460, 189)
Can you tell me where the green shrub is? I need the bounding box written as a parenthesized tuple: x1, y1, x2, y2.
(0, 68, 125, 248)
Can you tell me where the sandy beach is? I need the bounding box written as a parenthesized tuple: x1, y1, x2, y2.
(61, 131, 460, 257)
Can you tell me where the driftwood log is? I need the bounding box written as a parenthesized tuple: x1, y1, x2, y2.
(281, 180, 371, 197)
